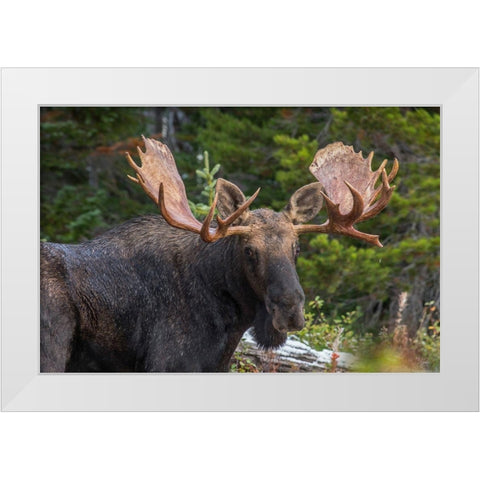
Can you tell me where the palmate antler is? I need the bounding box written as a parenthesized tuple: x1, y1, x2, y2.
(126, 136, 260, 242)
(295, 142, 399, 247)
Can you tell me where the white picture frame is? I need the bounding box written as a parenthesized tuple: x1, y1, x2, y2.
(1, 68, 478, 411)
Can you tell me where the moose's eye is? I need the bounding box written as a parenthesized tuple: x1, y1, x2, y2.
(244, 246, 254, 257)
(294, 243, 300, 258)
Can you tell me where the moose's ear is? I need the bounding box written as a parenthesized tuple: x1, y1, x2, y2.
(284, 182, 324, 224)
(216, 178, 250, 223)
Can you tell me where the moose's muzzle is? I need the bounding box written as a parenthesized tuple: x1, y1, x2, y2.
(265, 288, 306, 333)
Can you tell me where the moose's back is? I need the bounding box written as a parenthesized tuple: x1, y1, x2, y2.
(40, 216, 180, 372)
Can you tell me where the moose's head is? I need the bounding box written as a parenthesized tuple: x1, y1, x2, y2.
(213, 179, 321, 343)
(127, 137, 398, 348)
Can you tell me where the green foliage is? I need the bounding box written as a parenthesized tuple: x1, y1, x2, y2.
(295, 296, 361, 353)
(329, 107, 440, 158)
(230, 350, 259, 372)
(413, 320, 440, 372)
(350, 298, 440, 372)
(194, 107, 329, 207)
(188, 151, 221, 218)
(299, 235, 392, 311)
(352, 320, 440, 373)
(411, 300, 440, 371)
(196, 108, 274, 176)
(273, 133, 318, 192)
(41, 107, 147, 149)
(41, 185, 108, 242)
(40, 107, 150, 242)
(297, 296, 440, 372)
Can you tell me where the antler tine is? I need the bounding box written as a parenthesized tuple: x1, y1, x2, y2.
(358, 164, 397, 222)
(157, 182, 200, 232)
(295, 142, 398, 247)
(388, 157, 399, 182)
(200, 193, 220, 241)
(200, 188, 261, 242)
(316, 182, 364, 228)
(312, 182, 382, 247)
(342, 181, 365, 224)
(365, 157, 399, 208)
(218, 188, 261, 228)
(126, 152, 141, 184)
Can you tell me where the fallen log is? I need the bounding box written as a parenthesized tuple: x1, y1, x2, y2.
(230, 330, 356, 373)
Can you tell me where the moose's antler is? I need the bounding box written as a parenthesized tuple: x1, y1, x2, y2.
(295, 142, 399, 247)
(126, 136, 259, 242)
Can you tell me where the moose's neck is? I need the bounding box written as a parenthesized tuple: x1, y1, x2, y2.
(168, 231, 260, 369)
(97, 216, 261, 331)
(185, 234, 258, 314)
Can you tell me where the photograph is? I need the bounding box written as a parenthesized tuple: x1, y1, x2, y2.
(40, 106, 440, 374)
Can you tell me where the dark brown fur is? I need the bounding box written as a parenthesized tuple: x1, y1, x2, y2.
(40, 181, 324, 372)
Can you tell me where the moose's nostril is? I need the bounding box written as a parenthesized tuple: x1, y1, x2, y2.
(287, 315, 305, 332)
(292, 321, 305, 331)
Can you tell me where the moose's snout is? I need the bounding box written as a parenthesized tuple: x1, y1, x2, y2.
(266, 288, 306, 333)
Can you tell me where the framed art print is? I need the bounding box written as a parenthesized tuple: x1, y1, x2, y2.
(1, 68, 478, 411)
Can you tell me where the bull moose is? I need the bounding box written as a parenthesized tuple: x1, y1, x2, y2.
(40, 137, 398, 372)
